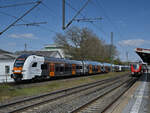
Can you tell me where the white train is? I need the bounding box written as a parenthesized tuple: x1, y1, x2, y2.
(11, 54, 128, 82)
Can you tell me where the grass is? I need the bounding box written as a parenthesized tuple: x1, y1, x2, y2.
(0, 71, 129, 102)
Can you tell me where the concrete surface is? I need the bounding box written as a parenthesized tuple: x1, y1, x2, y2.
(104, 74, 150, 113)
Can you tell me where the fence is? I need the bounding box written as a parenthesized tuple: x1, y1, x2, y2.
(0, 74, 14, 83)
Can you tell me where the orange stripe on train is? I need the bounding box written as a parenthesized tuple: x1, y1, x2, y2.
(13, 67, 22, 74)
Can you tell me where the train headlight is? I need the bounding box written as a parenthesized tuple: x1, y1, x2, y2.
(14, 70, 21, 72)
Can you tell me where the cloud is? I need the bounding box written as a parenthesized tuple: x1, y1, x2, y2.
(9, 33, 37, 39)
(8, 42, 16, 46)
(118, 39, 150, 47)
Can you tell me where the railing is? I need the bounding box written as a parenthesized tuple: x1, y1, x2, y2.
(0, 74, 14, 83)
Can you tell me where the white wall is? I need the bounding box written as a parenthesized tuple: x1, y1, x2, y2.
(42, 47, 65, 58)
(0, 60, 15, 83)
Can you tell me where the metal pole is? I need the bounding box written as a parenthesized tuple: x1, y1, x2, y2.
(126, 51, 128, 66)
(111, 32, 113, 71)
(65, 0, 90, 29)
(0, 1, 42, 35)
(62, 0, 65, 30)
(6, 74, 7, 83)
(24, 43, 27, 51)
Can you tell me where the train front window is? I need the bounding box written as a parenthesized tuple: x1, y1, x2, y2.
(14, 60, 25, 67)
(133, 64, 139, 69)
(14, 54, 30, 67)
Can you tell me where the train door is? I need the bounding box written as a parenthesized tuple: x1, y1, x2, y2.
(105, 66, 108, 72)
(95, 65, 97, 73)
(98, 65, 101, 73)
(41, 63, 49, 77)
(89, 65, 92, 74)
(49, 63, 55, 77)
(65, 63, 70, 75)
(72, 64, 76, 75)
(55, 63, 60, 76)
(60, 63, 65, 75)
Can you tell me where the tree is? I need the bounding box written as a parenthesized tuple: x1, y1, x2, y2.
(103, 44, 118, 62)
(113, 58, 122, 65)
(54, 26, 118, 62)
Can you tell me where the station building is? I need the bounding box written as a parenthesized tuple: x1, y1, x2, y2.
(135, 48, 150, 73)
(41, 44, 65, 58)
(0, 49, 17, 82)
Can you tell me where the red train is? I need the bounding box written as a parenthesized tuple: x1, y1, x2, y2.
(130, 63, 147, 77)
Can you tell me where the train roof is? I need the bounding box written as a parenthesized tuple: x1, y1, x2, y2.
(45, 56, 82, 64)
(18, 54, 106, 65)
(103, 63, 111, 66)
(17, 54, 31, 58)
(83, 60, 102, 65)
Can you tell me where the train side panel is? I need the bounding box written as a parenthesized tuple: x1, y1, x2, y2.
(21, 55, 45, 80)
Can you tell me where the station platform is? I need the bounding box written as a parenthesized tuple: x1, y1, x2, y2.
(105, 73, 150, 113)
(122, 74, 150, 113)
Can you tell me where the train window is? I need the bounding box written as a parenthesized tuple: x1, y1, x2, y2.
(76, 66, 82, 69)
(41, 64, 47, 70)
(80, 66, 82, 69)
(56, 66, 59, 72)
(60, 66, 64, 72)
(76, 66, 79, 69)
(92, 66, 95, 71)
(65, 64, 68, 71)
(65, 66, 68, 71)
(133, 64, 138, 69)
(96, 66, 98, 71)
(69, 66, 72, 71)
(14, 60, 24, 67)
(32, 62, 37, 67)
(5, 66, 10, 74)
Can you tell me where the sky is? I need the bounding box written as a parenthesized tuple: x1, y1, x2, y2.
(0, 0, 150, 62)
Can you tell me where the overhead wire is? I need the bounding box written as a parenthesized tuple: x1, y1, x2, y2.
(0, 1, 38, 8)
(0, 1, 56, 34)
(2, 11, 56, 33)
(65, 1, 86, 18)
(93, 0, 123, 38)
(41, 2, 58, 17)
(0, 1, 42, 35)
(0, 11, 29, 23)
(65, 0, 108, 37)
(13, 22, 47, 26)
(0, 0, 109, 36)
(39, 2, 60, 33)
(66, 0, 91, 29)
(90, 22, 108, 36)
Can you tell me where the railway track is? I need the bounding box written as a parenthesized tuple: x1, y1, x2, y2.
(72, 77, 137, 113)
(1, 73, 129, 89)
(0, 74, 104, 89)
(0, 74, 134, 113)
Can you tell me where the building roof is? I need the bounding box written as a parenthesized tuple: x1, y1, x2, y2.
(0, 49, 11, 54)
(135, 48, 150, 64)
(0, 49, 17, 60)
(15, 50, 63, 58)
